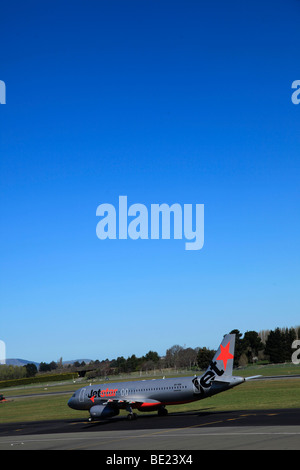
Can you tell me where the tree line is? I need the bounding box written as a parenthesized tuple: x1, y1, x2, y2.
(1, 325, 299, 381)
(70, 325, 300, 377)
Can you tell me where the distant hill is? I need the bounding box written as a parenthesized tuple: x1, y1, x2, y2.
(5, 358, 40, 367)
(3, 358, 92, 367)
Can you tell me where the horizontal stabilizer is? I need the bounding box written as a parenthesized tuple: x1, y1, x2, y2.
(244, 375, 262, 381)
(212, 379, 232, 385)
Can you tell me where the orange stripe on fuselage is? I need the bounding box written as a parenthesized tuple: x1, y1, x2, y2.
(139, 402, 161, 408)
(138, 398, 197, 409)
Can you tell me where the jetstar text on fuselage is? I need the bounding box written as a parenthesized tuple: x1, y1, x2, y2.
(88, 388, 118, 399)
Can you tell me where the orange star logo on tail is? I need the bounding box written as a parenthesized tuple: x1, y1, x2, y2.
(216, 341, 234, 370)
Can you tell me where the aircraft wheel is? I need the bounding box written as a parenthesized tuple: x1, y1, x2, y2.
(158, 407, 168, 416)
(127, 413, 137, 421)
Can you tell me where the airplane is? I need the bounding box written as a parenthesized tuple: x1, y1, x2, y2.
(67, 333, 261, 421)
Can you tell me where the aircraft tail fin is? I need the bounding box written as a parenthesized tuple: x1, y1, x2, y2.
(207, 333, 236, 377)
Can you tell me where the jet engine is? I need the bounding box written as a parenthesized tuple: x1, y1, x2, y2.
(89, 404, 119, 419)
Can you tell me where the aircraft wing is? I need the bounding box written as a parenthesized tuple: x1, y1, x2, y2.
(100, 397, 161, 409)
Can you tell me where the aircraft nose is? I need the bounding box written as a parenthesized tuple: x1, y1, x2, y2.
(68, 396, 76, 409)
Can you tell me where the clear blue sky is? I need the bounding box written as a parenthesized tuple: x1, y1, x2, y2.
(1, 0, 299, 363)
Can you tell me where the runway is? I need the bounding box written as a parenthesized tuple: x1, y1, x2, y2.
(0, 408, 300, 450)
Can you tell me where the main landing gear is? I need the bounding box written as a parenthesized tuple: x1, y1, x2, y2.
(125, 405, 169, 420)
(157, 406, 168, 416)
(127, 412, 138, 420)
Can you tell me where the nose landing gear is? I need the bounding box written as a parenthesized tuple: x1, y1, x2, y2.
(126, 404, 138, 420)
